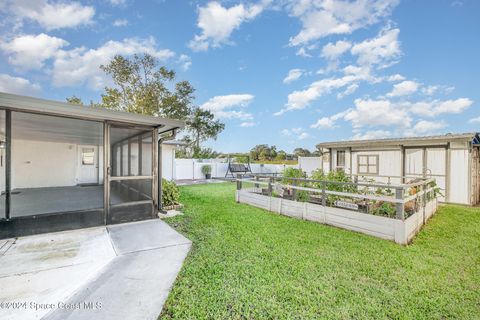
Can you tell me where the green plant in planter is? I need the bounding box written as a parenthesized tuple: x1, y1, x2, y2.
(201, 164, 212, 179)
(162, 178, 180, 207)
(282, 167, 309, 202)
(370, 201, 396, 218)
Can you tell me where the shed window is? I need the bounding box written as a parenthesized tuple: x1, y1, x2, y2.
(357, 155, 379, 175)
(336, 150, 346, 169)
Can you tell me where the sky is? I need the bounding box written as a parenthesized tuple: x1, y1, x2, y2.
(0, 0, 479, 153)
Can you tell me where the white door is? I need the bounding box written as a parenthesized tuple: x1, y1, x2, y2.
(405, 149, 424, 176)
(77, 145, 99, 184)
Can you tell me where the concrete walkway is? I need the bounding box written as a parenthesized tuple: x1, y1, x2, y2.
(0, 220, 191, 320)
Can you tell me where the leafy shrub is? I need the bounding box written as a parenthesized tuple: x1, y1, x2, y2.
(162, 178, 180, 207)
(370, 201, 396, 218)
(310, 169, 356, 205)
(201, 164, 212, 175)
(282, 167, 309, 202)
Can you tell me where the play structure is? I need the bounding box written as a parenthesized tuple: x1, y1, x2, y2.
(225, 157, 252, 178)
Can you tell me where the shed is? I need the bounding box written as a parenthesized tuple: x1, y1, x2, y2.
(0, 92, 184, 238)
(316, 133, 480, 205)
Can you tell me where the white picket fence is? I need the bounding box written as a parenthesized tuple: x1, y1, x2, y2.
(171, 158, 322, 180)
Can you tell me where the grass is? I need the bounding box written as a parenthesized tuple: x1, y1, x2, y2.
(161, 183, 480, 319)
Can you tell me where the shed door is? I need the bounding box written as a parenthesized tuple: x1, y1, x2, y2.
(426, 148, 446, 202)
(405, 149, 424, 176)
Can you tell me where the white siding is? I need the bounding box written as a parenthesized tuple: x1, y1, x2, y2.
(426, 148, 446, 202)
(449, 149, 469, 204)
(405, 149, 423, 175)
(161, 144, 176, 181)
(351, 150, 402, 184)
(11, 139, 78, 189)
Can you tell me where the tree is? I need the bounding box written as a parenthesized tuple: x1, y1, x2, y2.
(68, 53, 226, 158)
(186, 107, 224, 157)
(293, 148, 311, 157)
(66, 96, 83, 105)
(250, 144, 277, 161)
(99, 54, 194, 120)
(276, 150, 287, 161)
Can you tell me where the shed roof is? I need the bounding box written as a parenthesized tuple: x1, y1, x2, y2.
(316, 132, 479, 150)
(0, 92, 184, 133)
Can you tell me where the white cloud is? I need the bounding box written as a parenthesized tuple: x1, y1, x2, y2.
(276, 71, 372, 115)
(240, 121, 256, 127)
(109, 0, 127, 6)
(296, 47, 312, 57)
(10, 0, 95, 30)
(283, 68, 304, 84)
(344, 98, 411, 128)
(321, 40, 351, 60)
(351, 28, 401, 68)
(352, 130, 391, 140)
(311, 117, 336, 129)
(177, 54, 192, 71)
(200, 94, 255, 120)
(0, 33, 68, 70)
(113, 19, 128, 27)
(469, 117, 480, 124)
(407, 120, 446, 135)
(387, 80, 419, 97)
(188, 1, 269, 51)
(0, 73, 41, 95)
(288, 0, 399, 46)
(410, 98, 473, 117)
(310, 109, 349, 129)
(337, 83, 359, 99)
(52, 37, 175, 89)
(386, 74, 405, 82)
(281, 127, 309, 140)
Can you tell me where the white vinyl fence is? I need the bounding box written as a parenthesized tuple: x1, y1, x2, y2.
(172, 159, 299, 180)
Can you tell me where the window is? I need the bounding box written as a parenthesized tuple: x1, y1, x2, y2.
(357, 155, 379, 175)
(336, 150, 346, 169)
(82, 148, 95, 165)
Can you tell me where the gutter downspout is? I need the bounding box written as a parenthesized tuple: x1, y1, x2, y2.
(158, 128, 177, 213)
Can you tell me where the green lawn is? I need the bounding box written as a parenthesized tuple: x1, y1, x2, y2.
(161, 183, 480, 319)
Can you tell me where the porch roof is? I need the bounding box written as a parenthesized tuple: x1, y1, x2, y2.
(316, 132, 479, 151)
(0, 92, 184, 133)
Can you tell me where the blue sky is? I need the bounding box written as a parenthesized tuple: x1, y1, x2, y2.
(0, 0, 479, 153)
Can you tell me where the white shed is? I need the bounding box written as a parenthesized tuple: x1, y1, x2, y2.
(316, 133, 480, 205)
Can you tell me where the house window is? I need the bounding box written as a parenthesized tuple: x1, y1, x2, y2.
(336, 150, 346, 169)
(357, 155, 379, 175)
(82, 148, 95, 165)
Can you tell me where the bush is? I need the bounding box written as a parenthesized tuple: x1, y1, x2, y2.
(162, 178, 180, 207)
(201, 165, 212, 175)
(282, 167, 309, 202)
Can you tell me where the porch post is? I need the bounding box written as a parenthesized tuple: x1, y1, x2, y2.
(103, 122, 110, 225)
(153, 128, 159, 214)
(5, 110, 11, 220)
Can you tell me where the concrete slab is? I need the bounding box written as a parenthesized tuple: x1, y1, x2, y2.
(43, 244, 191, 320)
(107, 219, 191, 255)
(0, 219, 191, 320)
(0, 227, 116, 320)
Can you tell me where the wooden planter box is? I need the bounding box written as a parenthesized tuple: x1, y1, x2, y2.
(236, 189, 437, 245)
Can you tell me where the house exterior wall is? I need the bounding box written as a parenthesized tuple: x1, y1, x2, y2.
(161, 144, 176, 181)
(8, 139, 106, 189)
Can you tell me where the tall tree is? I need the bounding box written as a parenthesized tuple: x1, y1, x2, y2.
(99, 54, 194, 120)
(186, 107, 224, 156)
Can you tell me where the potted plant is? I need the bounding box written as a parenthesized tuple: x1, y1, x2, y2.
(201, 164, 212, 179)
